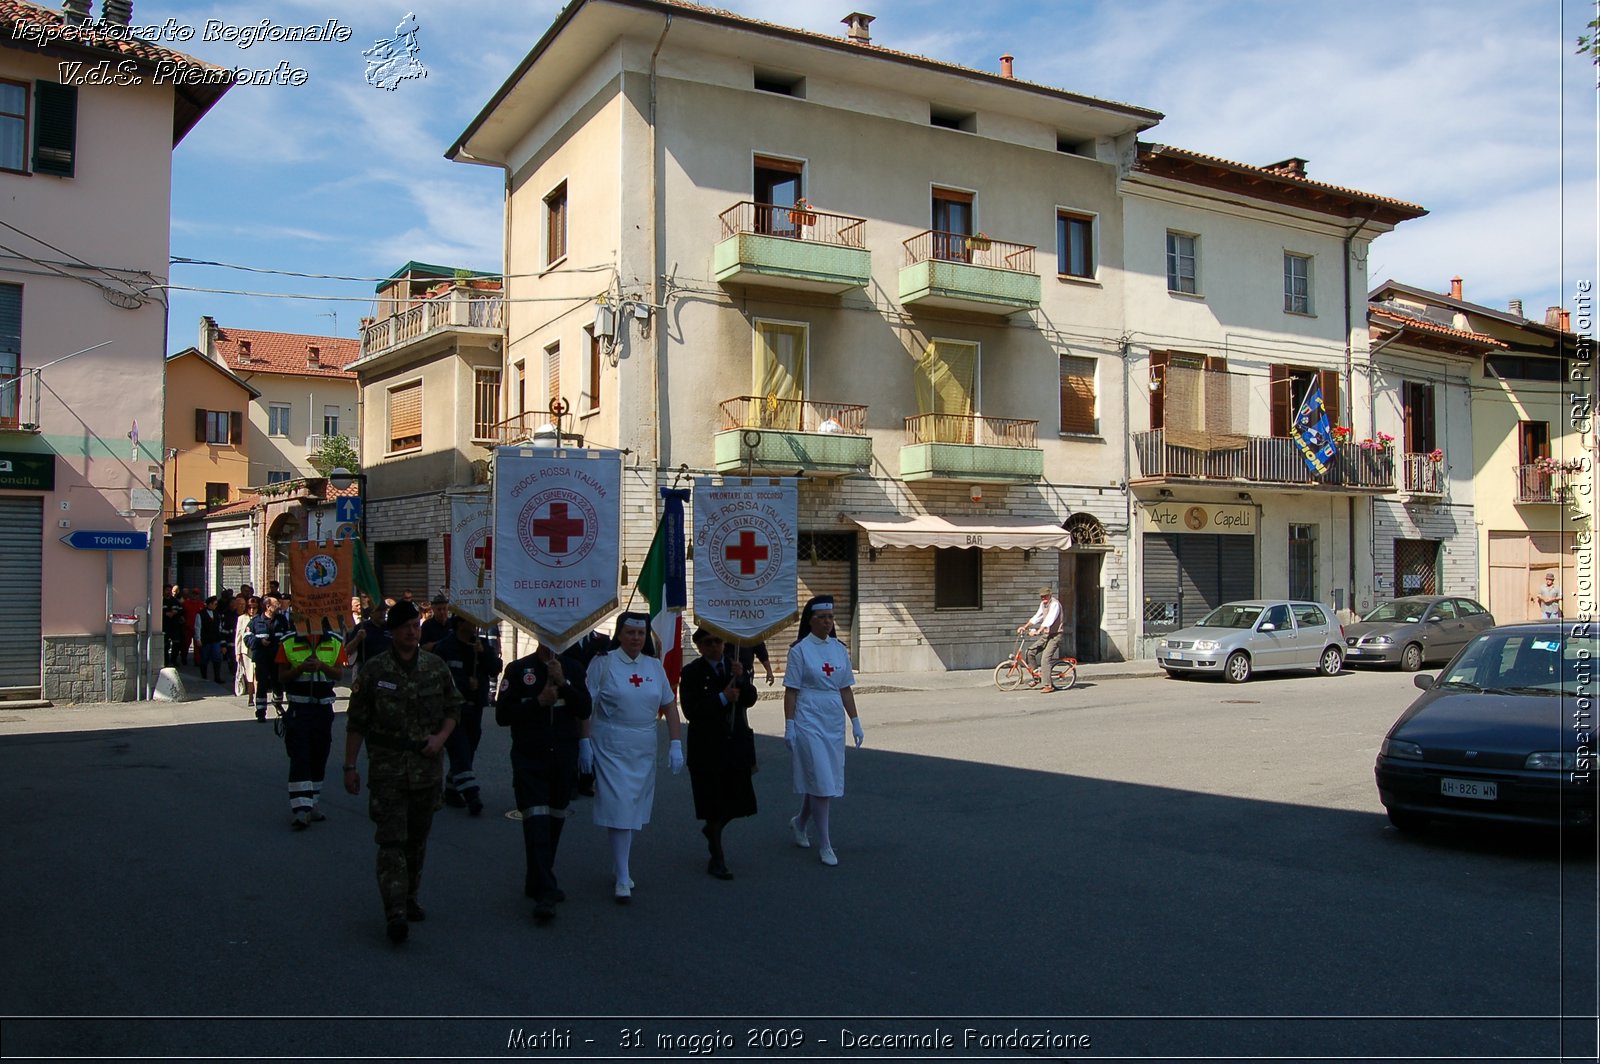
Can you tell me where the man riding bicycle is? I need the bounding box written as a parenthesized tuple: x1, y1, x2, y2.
(1017, 585, 1064, 694)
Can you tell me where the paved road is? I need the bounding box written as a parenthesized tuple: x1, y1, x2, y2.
(1, 667, 1594, 1060)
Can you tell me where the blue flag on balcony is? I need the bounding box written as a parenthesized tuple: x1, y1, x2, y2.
(1291, 378, 1339, 475)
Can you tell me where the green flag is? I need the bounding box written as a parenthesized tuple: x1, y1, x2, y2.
(352, 537, 383, 604)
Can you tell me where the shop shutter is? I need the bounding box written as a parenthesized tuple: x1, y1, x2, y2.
(0, 497, 42, 690)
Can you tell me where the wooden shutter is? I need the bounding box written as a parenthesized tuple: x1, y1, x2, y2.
(229, 411, 243, 445)
(32, 81, 76, 177)
(1269, 364, 1291, 437)
(1059, 356, 1096, 434)
(1319, 370, 1342, 429)
(389, 383, 421, 450)
(1149, 351, 1169, 430)
(195, 408, 207, 443)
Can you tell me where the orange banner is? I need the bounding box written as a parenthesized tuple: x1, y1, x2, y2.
(288, 540, 355, 633)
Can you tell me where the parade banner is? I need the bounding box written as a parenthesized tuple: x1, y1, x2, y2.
(494, 447, 622, 648)
(639, 488, 689, 690)
(288, 539, 355, 632)
(446, 495, 495, 625)
(692, 478, 798, 644)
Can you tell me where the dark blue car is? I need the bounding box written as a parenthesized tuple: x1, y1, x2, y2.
(1374, 621, 1596, 833)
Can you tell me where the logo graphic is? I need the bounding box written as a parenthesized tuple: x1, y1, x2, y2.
(303, 553, 338, 588)
(363, 12, 427, 90)
(1184, 506, 1208, 531)
(464, 527, 492, 580)
(708, 515, 784, 592)
(518, 489, 599, 569)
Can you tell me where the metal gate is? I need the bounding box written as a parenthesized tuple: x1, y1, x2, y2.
(1142, 533, 1255, 631)
(1394, 539, 1440, 596)
(0, 496, 43, 692)
(217, 549, 250, 592)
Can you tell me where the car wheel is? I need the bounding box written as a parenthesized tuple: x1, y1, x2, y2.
(1223, 651, 1251, 684)
(993, 660, 1025, 692)
(1318, 645, 1343, 676)
(1386, 808, 1429, 833)
(1399, 643, 1424, 672)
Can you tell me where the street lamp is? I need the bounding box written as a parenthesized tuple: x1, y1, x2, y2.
(180, 497, 200, 515)
(327, 467, 368, 542)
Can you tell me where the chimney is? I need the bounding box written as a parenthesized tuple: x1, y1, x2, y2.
(237, 338, 252, 363)
(1449, 276, 1463, 300)
(1508, 299, 1524, 319)
(60, 0, 90, 24)
(842, 11, 874, 44)
(307, 345, 321, 368)
(1545, 306, 1564, 329)
(1560, 309, 1571, 332)
(1263, 157, 1308, 178)
(100, 0, 132, 26)
(1000, 54, 1015, 78)
(199, 316, 218, 359)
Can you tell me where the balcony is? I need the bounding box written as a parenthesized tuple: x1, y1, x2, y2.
(306, 433, 355, 455)
(899, 413, 1043, 483)
(490, 413, 586, 449)
(898, 231, 1041, 316)
(1515, 463, 1577, 506)
(1132, 429, 1396, 492)
(359, 287, 504, 360)
(0, 367, 40, 433)
(714, 202, 870, 294)
(714, 397, 871, 477)
(1399, 453, 1445, 497)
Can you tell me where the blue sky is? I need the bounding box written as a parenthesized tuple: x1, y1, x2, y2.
(155, 0, 1597, 341)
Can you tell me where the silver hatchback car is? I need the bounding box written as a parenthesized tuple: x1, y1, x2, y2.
(1158, 600, 1345, 683)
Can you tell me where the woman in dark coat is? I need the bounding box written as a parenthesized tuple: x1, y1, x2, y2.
(680, 627, 759, 880)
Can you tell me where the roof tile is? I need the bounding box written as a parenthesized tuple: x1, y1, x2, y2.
(213, 326, 359, 380)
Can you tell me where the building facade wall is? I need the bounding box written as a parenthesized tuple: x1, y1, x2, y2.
(164, 355, 253, 513)
(245, 375, 357, 485)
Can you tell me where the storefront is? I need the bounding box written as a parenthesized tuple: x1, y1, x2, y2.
(1139, 501, 1257, 648)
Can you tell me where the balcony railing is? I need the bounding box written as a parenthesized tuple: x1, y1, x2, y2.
(904, 413, 1038, 448)
(306, 433, 354, 454)
(490, 413, 587, 449)
(0, 366, 40, 432)
(1133, 429, 1396, 490)
(360, 287, 504, 357)
(902, 230, 1035, 274)
(718, 202, 865, 248)
(1400, 453, 1445, 495)
(1514, 463, 1570, 504)
(718, 396, 868, 434)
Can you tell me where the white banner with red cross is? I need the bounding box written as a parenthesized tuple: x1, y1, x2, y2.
(692, 478, 798, 644)
(445, 495, 495, 626)
(494, 447, 622, 648)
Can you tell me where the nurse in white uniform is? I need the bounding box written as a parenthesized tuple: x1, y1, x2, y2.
(579, 613, 683, 901)
(783, 596, 864, 867)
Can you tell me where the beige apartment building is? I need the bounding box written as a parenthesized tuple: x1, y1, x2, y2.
(161, 346, 259, 515)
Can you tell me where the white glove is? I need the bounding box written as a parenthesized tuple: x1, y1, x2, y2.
(851, 717, 865, 748)
(578, 737, 593, 774)
(784, 719, 796, 750)
(668, 739, 684, 775)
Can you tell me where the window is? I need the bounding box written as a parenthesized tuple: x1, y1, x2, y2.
(1292, 602, 1328, 628)
(1455, 598, 1486, 617)
(195, 409, 241, 445)
(753, 320, 807, 428)
(1059, 355, 1097, 435)
(754, 155, 803, 236)
(1166, 231, 1198, 294)
(1260, 603, 1292, 630)
(1284, 252, 1312, 314)
(933, 547, 982, 609)
(583, 327, 601, 413)
(321, 405, 340, 438)
(31, 81, 76, 177)
(265, 470, 293, 484)
(204, 482, 229, 508)
(930, 107, 975, 132)
(0, 80, 26, 173)
(513, 359, 526, 416)
(1057, 211, 1094, 278)
(932, 188, 974, 260)
(1288, 525, 1318, 602)
(544, 342, 561, 411)
(544, 181, 567, 264)
(1518, 420, 1550, 464)
(1269, 365, 1341, 437)
(267, 403, 291, 437)
(0, 283, 18, 427)
(387, 381, 422, 452)
(1432, 599, 1457, 620)
(1402, 381, 1436, 454)
(914, 339, 977, 442)
(473, 368, 502, 441)
(1486, 355, 1563, 381)
(753, 71, 803, 96)
(1150, 351, 1237, 437)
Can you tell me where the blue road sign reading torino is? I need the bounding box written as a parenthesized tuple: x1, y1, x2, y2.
(61, 530, 149, 551)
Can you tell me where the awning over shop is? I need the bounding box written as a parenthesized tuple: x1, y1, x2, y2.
(842, 514, 1072, 551)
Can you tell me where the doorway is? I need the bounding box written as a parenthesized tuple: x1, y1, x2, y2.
(1393, 539, 1440, 596)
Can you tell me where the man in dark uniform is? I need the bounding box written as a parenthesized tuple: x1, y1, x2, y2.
(342, 600, 458, 943)
(495, 638, 591, 921)
(435, 614, 501, 815)
(277, 628, 346, 829)
(419, 593, 451, 651)
(247, 596, 292, 720)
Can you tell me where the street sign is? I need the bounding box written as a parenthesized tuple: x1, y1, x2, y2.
(336, 497, 363, 524)
(333, 522, 358, 542)
(60, 530, 149, 551)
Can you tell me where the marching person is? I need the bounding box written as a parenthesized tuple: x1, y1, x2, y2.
(435, 614, 501, 815)
(582, 613, 684, 903)
(496, 638, 592, 921)
(341, 599, 459, 943)
(247, 595, 292, 721)
(420, 592, 452, 651)
(737, 640, 777, 686)
(277, 626, 346, 829)
(233, 596, 259, 705)
(785, 595, 862, 867)
(681, 628, 759, 880)
(196, 595, 225, 684)
(1017, 585, 1064, 693)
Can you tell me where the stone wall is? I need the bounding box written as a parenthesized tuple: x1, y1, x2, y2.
(43, 634, 146, 703)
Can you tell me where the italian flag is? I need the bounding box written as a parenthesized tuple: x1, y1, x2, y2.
(638, 522, 683, 692)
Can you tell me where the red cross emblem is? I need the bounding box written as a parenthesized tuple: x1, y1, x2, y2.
(822, 662, 835, 677)
(628, 674, 645, 687)
(723, 530, 769, 576)
(532, 503, 585, 554)
(472, 537, 493, 570)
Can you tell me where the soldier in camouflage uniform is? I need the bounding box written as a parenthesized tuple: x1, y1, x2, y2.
(341, 600, 458, 943)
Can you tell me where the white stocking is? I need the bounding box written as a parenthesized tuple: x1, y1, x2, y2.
(811, 795, 832, 852)
(609, 827, 633, 886)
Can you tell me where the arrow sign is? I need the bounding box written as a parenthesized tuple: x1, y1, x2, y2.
(61, 530, 149, 551)
(336, 497, 363, 524)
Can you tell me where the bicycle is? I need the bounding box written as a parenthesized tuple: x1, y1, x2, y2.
(993, 635, 1078, 692)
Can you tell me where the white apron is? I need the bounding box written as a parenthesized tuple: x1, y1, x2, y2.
(586, 650, 674, 829)
(784, 634, 855, 797)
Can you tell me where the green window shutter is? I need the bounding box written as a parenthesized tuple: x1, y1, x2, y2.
(32, 81, 77, 177)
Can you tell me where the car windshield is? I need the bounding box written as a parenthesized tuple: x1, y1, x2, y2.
(1199, 604, 1263, 629)
(1363, 599, 1429, 624)
(1437, 631, 1588, 695)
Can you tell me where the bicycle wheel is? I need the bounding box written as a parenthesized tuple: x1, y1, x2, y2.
(993, 659, 1027, 692)
(1050, 659, 1078, 690)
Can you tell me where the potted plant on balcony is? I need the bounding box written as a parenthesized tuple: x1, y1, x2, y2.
(964, 231, 992, 252)
(788, 197, 817, 228)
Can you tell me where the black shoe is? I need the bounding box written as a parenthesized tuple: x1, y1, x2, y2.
(549, 888, 566, 903)
(386, 918, 409, 943)
(706, 859, 733, 881)
(405, 900, 426, 922)
(441, 790, 466, 808)
(466, 795, 484, 816)
(533, 896, 557, 921)
(255, 710, 266, 722)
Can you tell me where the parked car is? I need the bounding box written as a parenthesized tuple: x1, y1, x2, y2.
(1374, 621, 1596, 833)
(1344, 595, 1495, 671)
(1157, 600, 1344, 683)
